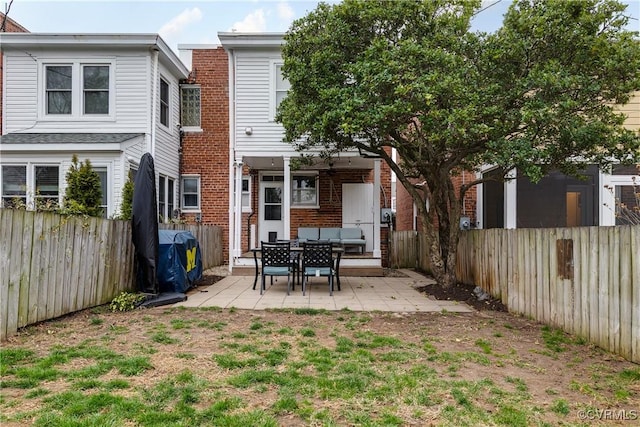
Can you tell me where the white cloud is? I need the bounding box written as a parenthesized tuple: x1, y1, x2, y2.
(229, 8, 267, 33)
(277, 2, 295, 22)
(159, 7, 203, 40)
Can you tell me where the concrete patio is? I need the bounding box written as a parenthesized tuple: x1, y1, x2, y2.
(174, 268, 473, 313)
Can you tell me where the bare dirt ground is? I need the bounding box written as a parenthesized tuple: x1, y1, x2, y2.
(1, 269, 638, 426)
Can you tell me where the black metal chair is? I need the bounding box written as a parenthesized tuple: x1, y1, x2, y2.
(260, 241, 293, 295)
(278, 239, 301, 288)
(301, 241, 336, 296)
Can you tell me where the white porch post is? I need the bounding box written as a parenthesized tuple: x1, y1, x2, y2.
(283, 156, 291, 240)
(504, 168, 517, 229)
(600, 169, 615, 226)
(233, 159, 244, 258)
(475, 171, 483, 229)
(373, 159, 382, 258)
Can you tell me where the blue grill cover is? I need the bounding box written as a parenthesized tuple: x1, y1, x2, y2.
(157, 230, 203, 293)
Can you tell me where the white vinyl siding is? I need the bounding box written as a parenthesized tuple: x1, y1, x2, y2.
(233, 52, 301, 156)
(3, 52, 150, 133)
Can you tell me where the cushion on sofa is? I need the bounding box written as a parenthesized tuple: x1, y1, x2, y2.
(297, 227, 319, 243)
(340, 228, 363, 240)
(319, 227, 342, 243)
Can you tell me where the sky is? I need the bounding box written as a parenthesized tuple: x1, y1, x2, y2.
(3, 0, 639, 55)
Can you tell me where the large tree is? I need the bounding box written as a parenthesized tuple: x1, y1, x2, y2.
(277, 0, 640, 287)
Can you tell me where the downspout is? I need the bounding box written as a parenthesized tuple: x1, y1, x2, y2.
(227, 46, 237, 272)
(150, 45, 159, 156)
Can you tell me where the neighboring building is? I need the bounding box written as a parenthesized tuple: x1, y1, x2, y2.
(1, 12, 30, 134)
(0, 33, 189, 218)
(179, 33, 393, 272)
(478, 91, 640, 229)
(177, 45, 231, 260)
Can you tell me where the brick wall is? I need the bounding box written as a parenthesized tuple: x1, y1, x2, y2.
(0, 13, 30, 133)
(395, 170, 478, 232)
(179, 47, 231, 261)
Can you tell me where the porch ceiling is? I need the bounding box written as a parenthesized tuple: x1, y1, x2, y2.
(242, 155, 374, 171)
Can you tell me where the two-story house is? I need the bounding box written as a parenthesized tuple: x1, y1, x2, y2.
(0, 33, 189, 219)
(179, 33, 393, 274)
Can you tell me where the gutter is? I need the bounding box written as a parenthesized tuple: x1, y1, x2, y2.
(227, 45, 237, 272)
(150, 45, 159, 156)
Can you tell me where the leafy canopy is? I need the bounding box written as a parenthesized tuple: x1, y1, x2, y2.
(278, 0, 640, 184)
(277, 0, 640, 287)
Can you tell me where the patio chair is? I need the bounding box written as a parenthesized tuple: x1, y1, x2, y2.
(301, 241, 336, 296)
(260, 241, 293, 295)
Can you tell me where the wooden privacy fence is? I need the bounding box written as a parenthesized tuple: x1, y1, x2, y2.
(0, 210, 223, 341)
(159, 223, 224, 268)
(390, 226, 640, 363)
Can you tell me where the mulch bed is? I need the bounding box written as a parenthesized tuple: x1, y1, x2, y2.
(415, 279, 508, 312)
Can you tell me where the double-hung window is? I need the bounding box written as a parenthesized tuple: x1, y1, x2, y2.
(43, 61, 112, 118)
(180, 85, 201, 130)
(291, 174, 318, 208)
(160, 78, 169, 127)
(181, 176, 200, 211)
(158, 176, 176, 221)
(83, 65, 110, 114)
(35, 166, 60, 209)
(1, 165, 27, 208)
(269, 60, 290, 121)
(233, 176, 252, 213)
(46, 66, 72, 114)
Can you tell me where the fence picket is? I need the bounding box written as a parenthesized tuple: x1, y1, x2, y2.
(390, 225, 639, 363)
(1, 212, 223, 340)
(631, 226, 640, 362)
(618, 226, 632, 360)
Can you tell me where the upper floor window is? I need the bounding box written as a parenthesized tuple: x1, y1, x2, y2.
(83, 66, 109, 114)
(269, 60, 290, 121)
(46, 66, 72, 114)
(160, 78, 169, 127)
(180, 85, 201, 130)
(42, 61, 112, 118)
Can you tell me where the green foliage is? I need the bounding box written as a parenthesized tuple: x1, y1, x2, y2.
(62, 154, 103, 217)
(279, 0, 640, 287)
(109, 292, 146, 312)
(114, 176, 134, 220)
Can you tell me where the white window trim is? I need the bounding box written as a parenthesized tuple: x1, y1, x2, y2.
(181, 175, 201, 212)
(1, 163, 64, 210)
(291, 172, 319, 209)
(239, 175, 252, 213)
(158, 174, 177, 222)
(180, 84, 202, 132)
(268, 59, 290, 122)
(159, 76, 170, 129)
(38, 58, 115, 121)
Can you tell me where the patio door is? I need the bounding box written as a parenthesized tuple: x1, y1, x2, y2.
(259, 175, 284, 243)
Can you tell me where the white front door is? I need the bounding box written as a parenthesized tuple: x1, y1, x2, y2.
(259, 175, 284, 243)
(342, 183, 374, 252)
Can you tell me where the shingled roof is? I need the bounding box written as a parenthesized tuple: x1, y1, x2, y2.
(0, 133, 144, 144)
